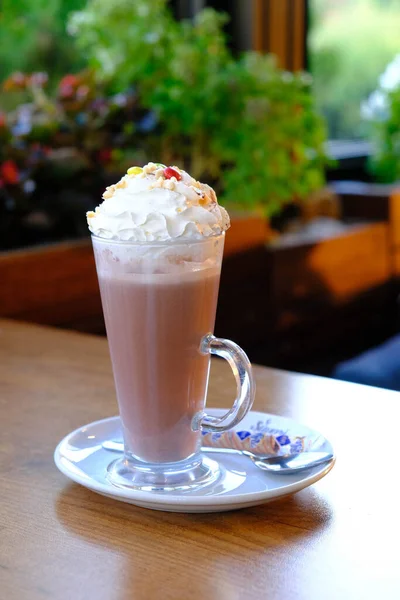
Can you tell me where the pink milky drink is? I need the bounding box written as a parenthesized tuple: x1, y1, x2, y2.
(88, 161, 255, 494)
(92, 236, 255, 493)
(93, 236, 222, 464)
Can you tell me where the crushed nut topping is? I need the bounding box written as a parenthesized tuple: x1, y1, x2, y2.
(143, 162, 157, 174)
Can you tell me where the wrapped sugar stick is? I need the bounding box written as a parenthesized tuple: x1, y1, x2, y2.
(201, 430, 280, 454)
(201, 429, 307, 456)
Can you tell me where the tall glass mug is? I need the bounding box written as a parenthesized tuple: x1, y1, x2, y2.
(92, 233, 255, 492)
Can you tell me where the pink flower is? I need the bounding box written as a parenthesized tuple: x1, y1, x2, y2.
(76, 85, 90, 100)
(29, 72, 48, 87)
(58, 74, 80, 98)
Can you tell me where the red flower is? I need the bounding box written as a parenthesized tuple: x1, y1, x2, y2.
(1, 160, 19, 185)
(98, 149, 112, 164)
(0, 112, 5, 127)
(58, 74, 81, 98)
(60, 74, 79, 87)
(59, 84, 74, 99)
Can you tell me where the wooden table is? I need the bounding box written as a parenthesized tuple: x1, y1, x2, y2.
(1, 319, 399, 600)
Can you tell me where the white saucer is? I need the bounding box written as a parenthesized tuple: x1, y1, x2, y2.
(54, 409, 335, 513)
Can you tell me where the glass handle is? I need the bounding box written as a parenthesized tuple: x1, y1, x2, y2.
(199, 333, 255, 432)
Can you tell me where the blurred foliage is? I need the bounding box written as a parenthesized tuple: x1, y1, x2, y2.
(68, 0, 179, 95)
(309, 0, 400, 139)
(363, 54, 400, 182)
(69, 0, 329, 214)
(370, 87, 400, 182)
(213, 55, 327, 212)
(0, 0, 86, 93)
(0, 0, 330, 249)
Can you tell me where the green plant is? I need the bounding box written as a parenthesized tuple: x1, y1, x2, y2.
(69, 0, 329, 216)
(212, 54, 327, 213)
(363, 55, 400, 183)
(369, 87, 400, 183)
(0, 0, 86, 93)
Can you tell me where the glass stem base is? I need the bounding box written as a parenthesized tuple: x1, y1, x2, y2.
(106, 453, 221, 492)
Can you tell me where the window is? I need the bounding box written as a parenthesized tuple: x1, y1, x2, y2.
(308, 0, 400, 140)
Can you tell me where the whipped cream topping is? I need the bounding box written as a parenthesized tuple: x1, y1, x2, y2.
(87, 163, 230, 241)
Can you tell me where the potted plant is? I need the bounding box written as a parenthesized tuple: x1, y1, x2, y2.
(68, 0, 329, 253)
(1, 1, 329, 252)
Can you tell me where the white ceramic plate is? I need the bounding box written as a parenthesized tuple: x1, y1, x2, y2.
(54, 409, 335, 513)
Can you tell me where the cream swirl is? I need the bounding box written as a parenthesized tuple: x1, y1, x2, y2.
(87, 163, 230, 241)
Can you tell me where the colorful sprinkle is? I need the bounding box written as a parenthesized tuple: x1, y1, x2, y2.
(164, 167, 182, 181)
(127, 166, 143, 176)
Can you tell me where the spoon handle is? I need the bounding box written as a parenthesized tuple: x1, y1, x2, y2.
(102, 440, 248, 455)
(102, 428, 304, 456)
